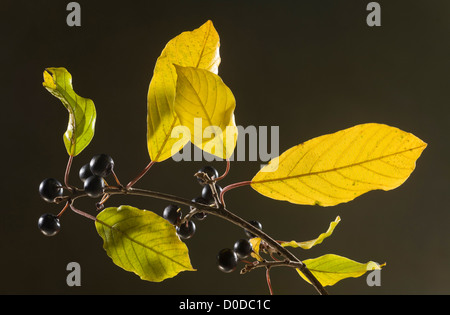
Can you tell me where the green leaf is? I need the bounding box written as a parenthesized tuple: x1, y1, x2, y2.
(281, 216, 340, 249)
(42, 67, 96, 156)
(297, 254, 385, 287)
(95, 205, 195, 282)
(173, 65, 238, 159)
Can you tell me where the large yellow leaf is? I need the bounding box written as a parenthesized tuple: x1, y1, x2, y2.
(146, 20, 221, 162)
(251, 123, 427, 206)
(173, 65, 237, 159)
(297, 254, 385, 287)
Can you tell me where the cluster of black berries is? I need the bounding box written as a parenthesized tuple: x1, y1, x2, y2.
(162, 204, 196, 239)
(37, 176, 65, 236)
(216, 220, 262, 273)
(37, 153, 114, 237)
(78, 154, 114, 198)
(162, 166, 222, 240)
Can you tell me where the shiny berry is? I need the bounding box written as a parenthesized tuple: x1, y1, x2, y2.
(38, 213, 61, 236)
(217, 248, 238, 273)
(83, 175, 105, 198)
(39, 178, 64, 203)
(89, 154, 114, 177)
(176, 221, 196, 239)
(163, 204, 182, 225)
(233, 239, 253, 259)
(79, 163, 94, 182)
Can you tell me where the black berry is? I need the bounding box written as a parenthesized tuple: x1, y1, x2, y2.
(190, 196, 208, 220)
(39, 178, 64, 203)
(201, 184, 223, 204)
(176, 221, 196, 239)
(233, 239, 253, 259)
(79, 163, 94, 182)
(163, 204, 182, 225)
(217, 248, 238, 273)
(38, 213, 61, 236)
(83, 175, 105, 198)
(89, 154, 114, 177)
(244, 220, 263, 239)
(196, 166, 219, 185)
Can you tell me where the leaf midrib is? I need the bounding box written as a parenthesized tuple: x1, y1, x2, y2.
(95, 217, 192, 270)
(252, 145, 426, 185)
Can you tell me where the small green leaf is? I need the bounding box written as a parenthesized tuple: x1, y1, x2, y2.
(95, 205, 195, 282)
(43, 67, 96, 156)
(281, 216, 341, 249)
(297, 254, 385, 287)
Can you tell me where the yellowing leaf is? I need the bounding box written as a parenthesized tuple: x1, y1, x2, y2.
(297, 254, 385, 287)
(43, 67, 96, 156)
(147, 20, 220, 162)
(249, 237, 264, 261)
(251, 123, 427, 206)
(281, 216, 340, 249)
(173, 65, 237, 159)
(95, 205, 195, 282)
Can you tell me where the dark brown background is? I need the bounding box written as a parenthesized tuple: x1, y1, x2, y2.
(1, 0, 449, 295)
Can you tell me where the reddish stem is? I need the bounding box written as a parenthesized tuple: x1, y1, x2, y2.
(64, 155, 74, 189)
(266, 267, 274, 295)
(220, 180, 252, 205)
(56, 201, 70, 218)
(216, 158, 231, 182)
(126, 160, 155, 189)
(70, 204, 97, 221)
(111, 169, 122, 187)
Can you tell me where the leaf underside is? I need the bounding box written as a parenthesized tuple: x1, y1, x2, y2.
(146, 20, 221, 162)
(95, 205, 195, 282)
(297, 254, 385, 287)
(251, 123, 427, 206)
(173, 65, 237, 159)
(42, 67, 96, 156)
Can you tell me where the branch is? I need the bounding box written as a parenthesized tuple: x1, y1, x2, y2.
(241, 259, 306, 274)
(56, 184, 328, 295)
(108, 186, 328, 295)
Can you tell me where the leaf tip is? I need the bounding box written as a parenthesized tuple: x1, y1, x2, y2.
(42, 68, 56, 90)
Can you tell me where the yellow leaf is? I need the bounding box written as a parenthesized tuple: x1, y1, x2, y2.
(251, 123, 427, 206)
(281, 216, 340, 249)
(147, 20, 220, 162)
(297, 254, 385, 287)
(173, 65, 237, 159)
(249, 237, 264, 261)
